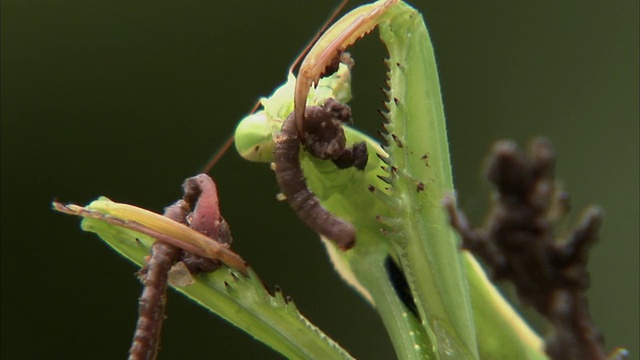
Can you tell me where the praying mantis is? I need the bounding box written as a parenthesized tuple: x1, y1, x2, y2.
(55, 0, 619, 358)
(236, 0, 546, 358)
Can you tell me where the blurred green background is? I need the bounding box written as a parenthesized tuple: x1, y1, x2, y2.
(2, 0, 637, 358)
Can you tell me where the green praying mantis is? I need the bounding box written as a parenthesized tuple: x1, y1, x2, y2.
(236, 0, 545, 358)
(53, 0, 572, 358)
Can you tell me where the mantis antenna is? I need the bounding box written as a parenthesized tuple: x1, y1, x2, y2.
(201, 101, 261, 173)
(202, 0, 351, 174)
(287, 0, 351, 75)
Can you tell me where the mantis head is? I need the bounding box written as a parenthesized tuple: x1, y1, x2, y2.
(234, 64, 353, 164)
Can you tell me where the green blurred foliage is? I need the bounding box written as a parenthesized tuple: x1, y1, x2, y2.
(2, 0, 637, 358)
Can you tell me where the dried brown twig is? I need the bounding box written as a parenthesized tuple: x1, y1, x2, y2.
(445, 138, 627, 360)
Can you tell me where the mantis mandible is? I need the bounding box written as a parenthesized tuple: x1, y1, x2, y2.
(234, 0, 546, 358)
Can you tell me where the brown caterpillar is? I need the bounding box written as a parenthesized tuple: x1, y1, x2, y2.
(129, 174, 230, 360)
(274, 99, 367, 250)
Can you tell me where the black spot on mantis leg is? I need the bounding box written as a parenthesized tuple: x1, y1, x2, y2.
(129, 174, 231, 360)
(421, 153, 430, 167)
(274, 99, 367, 250)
